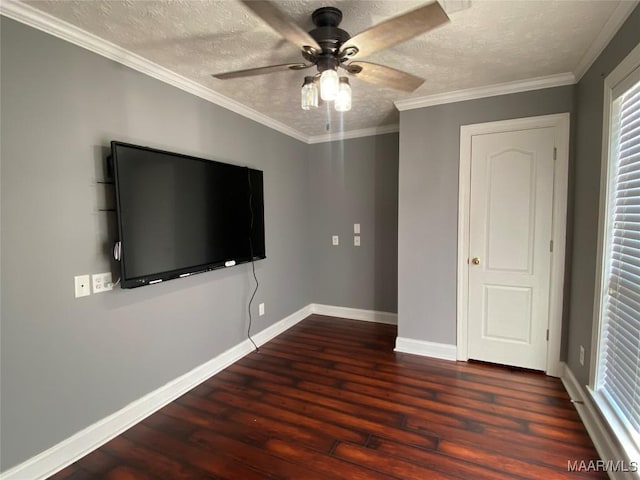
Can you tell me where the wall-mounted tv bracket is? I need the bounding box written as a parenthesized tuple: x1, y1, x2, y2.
(97, 154, 116, 211)
(105, 154, 115, 181)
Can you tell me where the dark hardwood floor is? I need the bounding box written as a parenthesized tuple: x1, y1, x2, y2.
(49, 315, 606, 479)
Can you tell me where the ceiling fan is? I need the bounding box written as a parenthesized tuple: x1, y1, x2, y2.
(212, 1, 450, 111)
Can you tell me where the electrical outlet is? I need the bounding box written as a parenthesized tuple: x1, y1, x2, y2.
(74, 275, 91, 298)
(259, 303, 265, 316)
(332, 235, 339, 246)
(354, 235, 361, 246)
(92, 272, 113, 294)
(579, 345, 585, 366)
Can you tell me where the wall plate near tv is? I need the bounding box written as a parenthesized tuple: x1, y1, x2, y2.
(110, 141, 265, 289)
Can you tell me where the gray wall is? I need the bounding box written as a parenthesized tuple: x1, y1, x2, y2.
(308, 134, 399, 312)
(567, 7, 640, 385)
(0, 18, 312, 470)
(398, 86, 575, 345)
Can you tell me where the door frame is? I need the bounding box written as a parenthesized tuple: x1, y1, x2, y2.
(456, 113, 570, 377)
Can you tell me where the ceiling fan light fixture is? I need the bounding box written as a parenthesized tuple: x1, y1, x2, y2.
(334, 77, 352, 112)
(301, 76, 319, 110)
(320, 68, 339, 101)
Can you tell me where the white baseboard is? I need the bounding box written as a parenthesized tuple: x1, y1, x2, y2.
(394, 336, 457, 361)
(0, 304, 312, 480)
(0, 302, 394, 479)
(560, 362, 639, 480)
(310, 304, 397, 324)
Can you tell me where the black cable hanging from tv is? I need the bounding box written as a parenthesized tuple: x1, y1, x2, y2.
(247, 168, 259, 352)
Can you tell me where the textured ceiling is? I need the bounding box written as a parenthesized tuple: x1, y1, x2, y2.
(24, 0, 625, 137)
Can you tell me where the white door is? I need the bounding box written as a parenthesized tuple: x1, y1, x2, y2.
(467, 127, 555, 370)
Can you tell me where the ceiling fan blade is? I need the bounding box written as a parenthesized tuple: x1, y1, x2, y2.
(342, 2, 449, 59)
(212, 63, 311, 80)
(344, 62, 425, 92)
(240, 0, 321, 53)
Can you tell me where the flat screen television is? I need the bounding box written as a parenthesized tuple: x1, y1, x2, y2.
(111, 141, 265, 288)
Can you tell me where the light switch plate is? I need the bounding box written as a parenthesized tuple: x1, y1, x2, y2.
(354, 223, 360, 234)
(74, 275, 91, 298)
(354, 236, 361, 246)
(332, 235, 339, 246)
(92, 272, 113, 294)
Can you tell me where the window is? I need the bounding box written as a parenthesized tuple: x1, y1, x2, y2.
(592, 44, 640, 462)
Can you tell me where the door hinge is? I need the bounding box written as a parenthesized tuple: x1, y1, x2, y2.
(550, 240, 553, 252)
(546, 329, 549, 341)
(553, 147, 557, 160)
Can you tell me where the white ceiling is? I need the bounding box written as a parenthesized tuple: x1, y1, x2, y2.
(13, 0, 638, 139)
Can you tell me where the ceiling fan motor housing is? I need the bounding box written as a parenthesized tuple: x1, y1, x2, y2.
(309, 7, 350, 55)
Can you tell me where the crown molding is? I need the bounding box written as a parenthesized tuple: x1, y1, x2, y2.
(0, 0, 398, 145)
(394, 72, 576, 111)
(307, 124, 399, 144)
(0, 0, 310, 144)
(573, 0, 639, 82)
(3, 0, 634, 143)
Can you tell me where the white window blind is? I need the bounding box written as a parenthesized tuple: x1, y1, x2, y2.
(598, 75, 640, 447)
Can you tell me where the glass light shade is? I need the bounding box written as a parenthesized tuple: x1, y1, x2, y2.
(334, 77, 352, 112)
(320, 69, 339, 101)
(301, 77, 318, 110)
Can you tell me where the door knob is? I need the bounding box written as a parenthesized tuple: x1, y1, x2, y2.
(471, 257, 480, 265)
